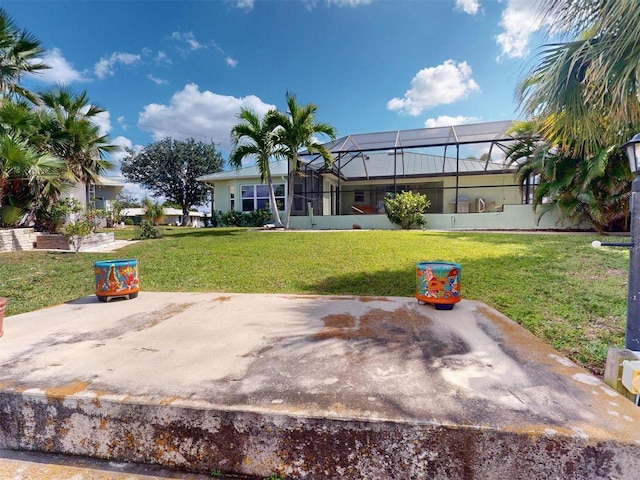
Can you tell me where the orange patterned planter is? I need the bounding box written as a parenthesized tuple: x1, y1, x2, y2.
(94, 259, 140, 302)
(415, 261, 461, 310)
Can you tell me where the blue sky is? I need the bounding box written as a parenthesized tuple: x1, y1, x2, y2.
(4, 0, 548, 199)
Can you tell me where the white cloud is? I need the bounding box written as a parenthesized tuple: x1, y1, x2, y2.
(455, 0, 480, 15)
(387, 60, 480, 116)
(424, 115, 479, 128)
(90, 110, 112, 137)
(110, 135, 143, 162)
(171, 32, 237, 67)
(138, 83, 275, 151)
(108, 136, 148, 201)
(327, 0, 373, 6)
(30, 47, 91, 84)
(496, 0, 543, 60)
(171, 31, 204, 51)
(155, 50, 171, 64)
(94, 52, 141, 79)
(117, 116, 127, 130)
(236, 0, 254, 11)
(304, 0, 371, 9)
(148, 74, 168, 85)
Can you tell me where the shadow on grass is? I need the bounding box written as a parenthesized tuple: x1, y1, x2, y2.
(155, 227, 248, 239)
(308, 268, 415, 297)
(428, 230, 600, 243)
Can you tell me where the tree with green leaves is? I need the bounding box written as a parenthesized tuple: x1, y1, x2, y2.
(270, 92, 336, 229)
(39, 87, 115, 185)
(384, 190, 430, 230)
(511, 1, 640, 232)
(230, 108, 284, 227)
(506, 121, 632, 233)
(0, 132, 63, 226)
(520, 0, 640, 157)
(0, 8, 48, 101)
(121, 138, 223, 226)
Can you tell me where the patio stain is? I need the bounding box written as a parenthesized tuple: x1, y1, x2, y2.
(315, 306, 470, 360)
(211, 296, 231, 303)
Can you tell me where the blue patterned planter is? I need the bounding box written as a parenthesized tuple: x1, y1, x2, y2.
(416, 261, 461, 310)
(94, 259, 140, 302)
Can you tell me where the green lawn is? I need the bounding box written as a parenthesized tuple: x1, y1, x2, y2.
(1, 227, 629, 376)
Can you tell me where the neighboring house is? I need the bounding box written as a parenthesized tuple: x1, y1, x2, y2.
(197, 121, 589, 230)
(64, 175, 125, 213)
(121, 207, 205, 226)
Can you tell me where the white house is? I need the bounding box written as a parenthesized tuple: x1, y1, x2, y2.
(197, 121, 590, 231)
(121, 207, 205, 226)
(65, 175, 125, 212)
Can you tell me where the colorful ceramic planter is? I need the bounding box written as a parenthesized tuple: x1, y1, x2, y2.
(94, 259, 140, 302)
(415, 261, 461, 310)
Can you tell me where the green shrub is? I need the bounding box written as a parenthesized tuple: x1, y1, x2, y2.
(124, 218, 134, 226)
(245, 208, 272, 227)
(219, 210, 246, 227)
(0, 205, 23, 227)
(384, 191, 430, 229)
(218, 209, 274, 227)
(138, 219, 161, 239)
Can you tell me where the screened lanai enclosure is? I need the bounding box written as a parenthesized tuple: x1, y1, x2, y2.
(295, 120, 523, 216)
(198, 121, 587, 230)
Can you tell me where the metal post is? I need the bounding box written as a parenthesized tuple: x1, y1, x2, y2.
(628, 175, 640, 350)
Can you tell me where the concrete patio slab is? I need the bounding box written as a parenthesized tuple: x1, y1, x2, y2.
(0, 292, 639, 479)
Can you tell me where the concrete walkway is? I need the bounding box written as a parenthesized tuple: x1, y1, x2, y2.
(0, 449, 223, 480)
(1, 292, 639, 479)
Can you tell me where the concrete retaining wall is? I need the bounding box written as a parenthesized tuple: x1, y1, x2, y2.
(36, 232, 115, 251)
(0, 228, 39, 253)
(0, 391, 637, 480)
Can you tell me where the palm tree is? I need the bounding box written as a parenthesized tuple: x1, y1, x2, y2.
(506, 120, 633, 233)
(230, 108, 284, 227)
(270, 92, 336, 229)
(0, 8, 48, 101)
(0, 97, 65, 227)
(142, 196, 164, 225)
(0, 132, 64, 226)
(520, 1, 640, 156)
(39, 87, 115, 185)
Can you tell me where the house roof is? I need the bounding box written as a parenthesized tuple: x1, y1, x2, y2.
(96, 176, 125, 187)
(122, 208, 204, 217)
(197, 152, 514, 183)
(197, 159, 289, 182)
(335, 151, 514, 180)
(197, 121, 519, 183)
(312, 120, 518, 154)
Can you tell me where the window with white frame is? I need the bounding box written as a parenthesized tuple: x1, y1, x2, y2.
(241, 184, 285, 212)
(229, 185, 235, 210)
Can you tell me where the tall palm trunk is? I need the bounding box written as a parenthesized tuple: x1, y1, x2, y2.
(266, 172, 283, 227)
(284, 154, 297, 229)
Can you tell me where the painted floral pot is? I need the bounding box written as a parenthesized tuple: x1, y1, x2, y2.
(0, 296, 6, 337)
(94, 259, 140, 302)
(415, 261, 461, 310)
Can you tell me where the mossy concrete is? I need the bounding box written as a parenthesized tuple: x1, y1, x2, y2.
(0, 293, 639, 479)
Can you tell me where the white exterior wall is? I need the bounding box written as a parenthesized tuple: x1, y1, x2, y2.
(207, 174, 590, 231)
(213, 183, 231, 212)
(289, 204, 591, 231)
(211, 179, 288, 215)
(63, 182, 88, 207)
(323, 177, 336, 216)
